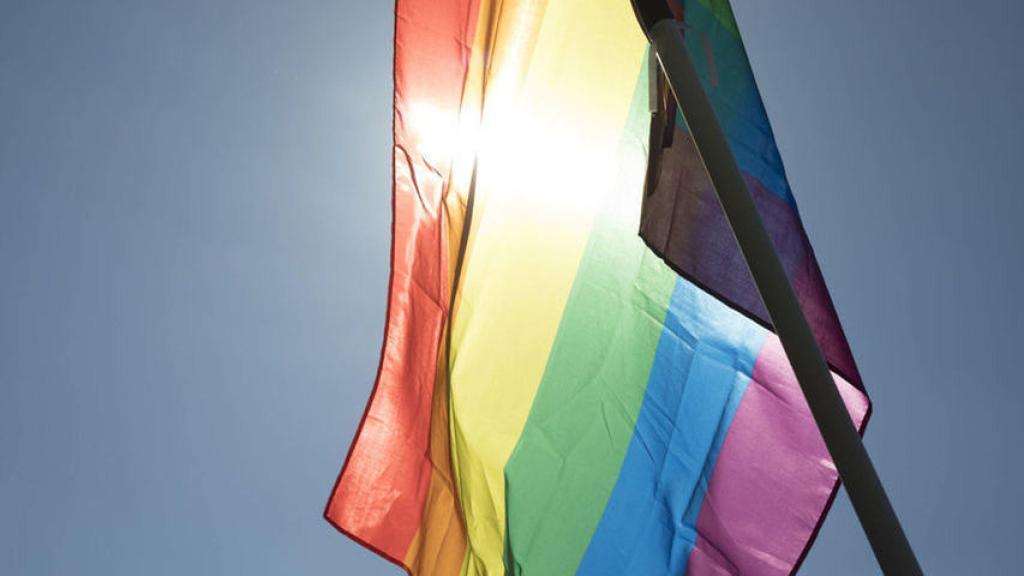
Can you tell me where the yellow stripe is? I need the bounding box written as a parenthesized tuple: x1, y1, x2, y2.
(448, 1, 647, 573)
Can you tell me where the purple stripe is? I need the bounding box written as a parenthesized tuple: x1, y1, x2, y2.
(685, 335, 870, 576)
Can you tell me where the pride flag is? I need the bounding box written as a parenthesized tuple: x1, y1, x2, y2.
(326, 1, 870, 574)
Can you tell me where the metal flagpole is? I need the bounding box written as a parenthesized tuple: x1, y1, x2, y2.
(629, 2, 922, 574)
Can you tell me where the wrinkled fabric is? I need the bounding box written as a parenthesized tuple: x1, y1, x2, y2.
(327, 1, 870, 575)
(324, 0, 480, 570)
(640, 0, 861, 388)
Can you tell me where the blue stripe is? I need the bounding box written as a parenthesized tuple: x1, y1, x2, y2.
(676, 0, 795, 207)
(576, 277, 765, 575)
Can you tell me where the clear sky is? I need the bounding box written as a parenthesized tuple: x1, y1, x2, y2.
(2, 1, 1022, 574)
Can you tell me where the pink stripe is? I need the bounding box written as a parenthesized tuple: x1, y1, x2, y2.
(686, 335, 870, 575)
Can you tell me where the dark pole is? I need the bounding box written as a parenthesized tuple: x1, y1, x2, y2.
(630, 3, 922, 574)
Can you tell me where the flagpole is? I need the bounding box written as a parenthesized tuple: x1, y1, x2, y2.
(630, 3, 922, 574)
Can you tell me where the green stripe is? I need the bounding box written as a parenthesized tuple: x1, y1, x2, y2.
(502, 56, 678, 576)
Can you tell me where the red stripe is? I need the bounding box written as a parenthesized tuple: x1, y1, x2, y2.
(324, 0, 480, 565)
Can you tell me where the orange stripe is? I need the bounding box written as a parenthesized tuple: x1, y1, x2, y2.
(403, 335, 467, 574)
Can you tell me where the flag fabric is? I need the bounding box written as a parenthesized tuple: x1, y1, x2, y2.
(326, 1, 870, 574)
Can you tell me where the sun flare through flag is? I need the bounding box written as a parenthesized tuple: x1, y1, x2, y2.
(326, 1, 870, 574)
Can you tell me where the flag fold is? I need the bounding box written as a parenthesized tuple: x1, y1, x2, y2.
(327, 1, 869, 574)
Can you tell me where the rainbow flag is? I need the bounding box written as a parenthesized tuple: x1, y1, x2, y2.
(326, 1, 870, 574)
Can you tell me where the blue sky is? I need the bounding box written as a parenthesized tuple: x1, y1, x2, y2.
(2, 1, 1023, 574)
